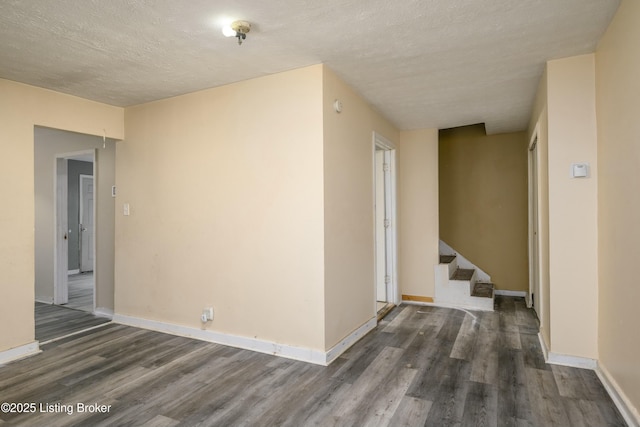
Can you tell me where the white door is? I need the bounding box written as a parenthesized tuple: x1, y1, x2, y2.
(79, 175, 94, 273)
(375, 149, 387, 302)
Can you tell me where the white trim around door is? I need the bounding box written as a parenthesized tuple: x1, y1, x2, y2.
(372, 132, 399, 307)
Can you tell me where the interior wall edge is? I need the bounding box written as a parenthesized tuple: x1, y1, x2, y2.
(595, 362, 640, 427)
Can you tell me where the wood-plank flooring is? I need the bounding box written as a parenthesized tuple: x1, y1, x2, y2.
(35, 303, 110, 343)
(2, 297, 626, 426)
(65, 272, 94, 312)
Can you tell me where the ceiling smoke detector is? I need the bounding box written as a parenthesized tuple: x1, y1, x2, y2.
(222, 20, 251, 45)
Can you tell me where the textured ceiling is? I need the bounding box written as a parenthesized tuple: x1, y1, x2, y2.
(0, 0, 620, 134)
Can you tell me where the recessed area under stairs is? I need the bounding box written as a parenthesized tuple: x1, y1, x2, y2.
(435, 254, 495, 311)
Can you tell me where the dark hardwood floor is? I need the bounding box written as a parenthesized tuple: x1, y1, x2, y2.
(35, 302, 110, 343)
(1, 297, 626, 426)
(65, 273, 94, 312)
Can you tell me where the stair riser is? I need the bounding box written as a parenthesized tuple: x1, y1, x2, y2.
(447, 257, 458, 277)
(434, 265, 494, 311)
(439, 241, 491, 283)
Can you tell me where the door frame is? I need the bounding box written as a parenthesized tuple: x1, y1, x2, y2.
(374, 149, 387, 303)
(54, 157, 69, 305)
(527, 128, 541, 314)
(79, 174, 94, 273)
(372, 132, 399, 307)
(54, 150, 95, 306)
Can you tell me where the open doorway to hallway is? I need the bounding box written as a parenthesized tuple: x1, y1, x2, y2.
(66, 159, 95, 313)
(34, 126, 116, 342)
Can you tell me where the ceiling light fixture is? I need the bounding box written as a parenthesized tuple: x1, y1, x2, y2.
(222, 20, 251, 45)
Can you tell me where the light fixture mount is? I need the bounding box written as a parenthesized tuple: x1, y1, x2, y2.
(223, 20, 251, 45)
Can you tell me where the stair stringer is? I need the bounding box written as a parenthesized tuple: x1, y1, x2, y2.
(435, 241, 494, 312)
(439, 240, 491, 282)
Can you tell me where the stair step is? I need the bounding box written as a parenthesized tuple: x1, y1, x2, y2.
(472, 282, 494, 298)
(451, 268, 474, 281)
(439, 255, 456, 264)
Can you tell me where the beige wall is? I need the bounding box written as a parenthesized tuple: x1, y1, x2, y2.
(596, 0, 640, 414)
(546, 54, 599, 359)
(33, 128, 116, 310)
(321, 66, 399, 348)
(95, 144, 117, 311)
(118, 66, 327, 351)
(529, 56, 600, 360)
(0, 79, 123, 354)
(397, 129, 439, 299)
(439, 125, 529, 292)
(119, 64, 400, 353)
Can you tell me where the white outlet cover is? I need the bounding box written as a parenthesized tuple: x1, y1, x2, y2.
(571, 162, 589, 178)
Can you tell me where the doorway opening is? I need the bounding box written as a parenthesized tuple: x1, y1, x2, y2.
(373, 132, 398, 320)
(56, 153, 96, 313)
(34, 126, 116, 343)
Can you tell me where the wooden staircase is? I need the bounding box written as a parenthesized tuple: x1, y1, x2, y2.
(435, 254, 495, 311)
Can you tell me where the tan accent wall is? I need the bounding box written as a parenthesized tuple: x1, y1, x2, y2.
(546, 54, 599, 359)
(0, 79, 123, 353)
(118, 65, 327, 351)
(397, 129, 439, 298)
(595, 0, 640, 414)
(439, 124, 529, 292)
(322, 66, 399, 349)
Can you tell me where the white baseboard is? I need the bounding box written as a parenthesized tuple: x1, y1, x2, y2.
(0, 342, 40, 366)
(68, 269, 80, 275)
(538, 334, 638, 425)
(325, 317, 377, 364)
(537, 332, 597, 369)
(94, 307, 114, 319)
(35, 296, 53, 304)
(538, 332, 549, 361)
(494, 290, 527, 297)
(113, 314, 375, 366)
(596, 363, 640, 427)
(547, 352, 597, 370)
(401, 300, 432, 307)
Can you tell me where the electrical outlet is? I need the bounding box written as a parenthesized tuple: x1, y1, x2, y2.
(202, 307, 214, 322)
